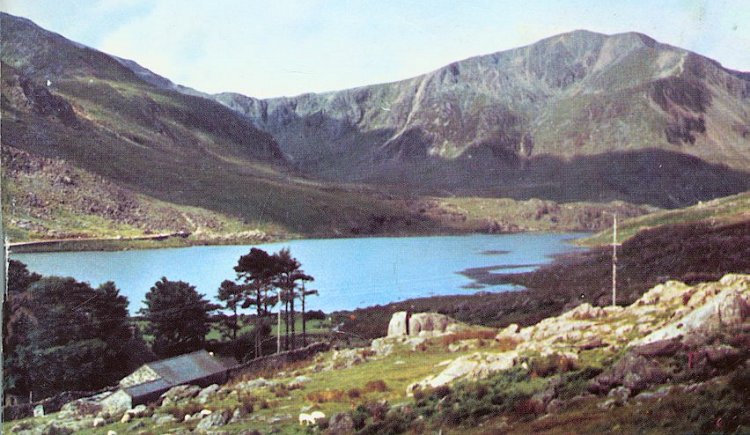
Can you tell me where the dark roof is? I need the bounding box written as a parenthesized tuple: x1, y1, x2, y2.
(123, 378, 171, 398)
(145, 350, 230, 385)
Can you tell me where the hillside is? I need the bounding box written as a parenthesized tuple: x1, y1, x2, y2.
(0, 13, 434, 238)
(212, 31, 750, 208)
(6, 274, 749, 433)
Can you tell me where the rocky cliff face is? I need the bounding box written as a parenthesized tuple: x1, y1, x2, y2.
(213, 31, 750, 207)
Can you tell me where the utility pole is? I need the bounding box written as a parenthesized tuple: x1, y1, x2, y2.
(611, 212, 620, 307)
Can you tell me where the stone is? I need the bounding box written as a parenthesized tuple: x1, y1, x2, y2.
(33, 404, 45, 417)
(230, 407, 247, 424)
(633, 285, 749, 346)
(591, 354, 667, 394)
(633, 338, 682, 357)
(197, 384, 220, 403)
(59, 397, 103, 418)
(160, 384, 201, 404)
(101, 389, 132, 414)
(387, 312, 409, 337)
(153, 414, 177, 425)
(196, 410, 230, 430)
(408, 351, 518, 393)
(120, 412, 132, 423)
(107, 431, 117, 435)
(370, 338, 394, 356)
(409, 313, 455, 336)
(237, 378, 274, 391)
(328, 412, 355, 434)
(127, 404, 148, 418)
(293, 375, 312, 384)
(607, 386, 631, 404)
(92, 417, 107, 427)
(704, 345, 743, 368)
(127, 421, 146, 431)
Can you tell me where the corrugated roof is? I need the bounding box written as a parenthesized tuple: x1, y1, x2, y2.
(145, 350, 228, 385)
(123, 378, 171, 398)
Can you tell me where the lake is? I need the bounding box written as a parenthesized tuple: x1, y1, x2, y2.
(12, 234, 584, 314)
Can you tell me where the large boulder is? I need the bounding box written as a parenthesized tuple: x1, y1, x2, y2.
(409, 313, 457, 336)
(196, 410, 230, 431)
(632, 284, 749, 346)
(387, 312, 409, 337)
(328, 412, 355, 434)
(590, 354, 668, 394)
(408, 351, 518, 393)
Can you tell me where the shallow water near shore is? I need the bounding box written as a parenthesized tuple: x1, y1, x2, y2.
(13, 233, 585, 314)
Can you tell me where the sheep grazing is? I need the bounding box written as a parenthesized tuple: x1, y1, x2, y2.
(299, 411, 325, 426)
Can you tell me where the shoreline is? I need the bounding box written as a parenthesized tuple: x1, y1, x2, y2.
(7, 228, 588, 254)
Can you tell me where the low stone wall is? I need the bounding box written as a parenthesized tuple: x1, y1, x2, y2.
(227, 342, 330, 380)
(3, 386, 117, 421)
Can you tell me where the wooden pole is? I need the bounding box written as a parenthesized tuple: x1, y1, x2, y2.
(612, 213, 618, 307)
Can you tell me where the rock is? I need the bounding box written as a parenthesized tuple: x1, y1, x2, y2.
(370, 338, 394, 356)
(409, 313, 456, 336)
(33, 404, 45, 417)
(564, 303, 607, 320)
(328, 412, 355, 434)
(237, 378, 274, 391)
(634, 385, 672, 401)
(704, 345, 743, 368)
(496, 323, 520, 340)
(632, 283, 749, 346)
(153, 413, 177, 425)
(633, 338, 682, 357)
(120, 412, 132, 423)
(160, 384, 201, 404)
(607, 386, 631, 404)
(40, 422, 74, 435)
(387, 312, 409, 337)
(59, 397, 103, 418)
(92, 417, 107, 427)
(591, 354, 667, 394)
(127, 404, 148, 418)
(409, 351, 518, 393)
(197, 384, 220, 403)
(126, 420, 145, 431)
(200, 409, 214, 417)
(546, 398, 565, 413)
(230, 407, 247, 424)
(196, 410, 230, 430)
(107, 431, 117, 435)
(293, 375, 312, 385)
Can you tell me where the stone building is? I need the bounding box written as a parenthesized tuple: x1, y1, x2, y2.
(102, 350, 236, 410)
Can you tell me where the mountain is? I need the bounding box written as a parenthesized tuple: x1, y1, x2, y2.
(0, 13, 432, 238)
(211, 30, 750, 208)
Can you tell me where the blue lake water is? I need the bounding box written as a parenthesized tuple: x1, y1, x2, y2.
(12, 234, 584, 314)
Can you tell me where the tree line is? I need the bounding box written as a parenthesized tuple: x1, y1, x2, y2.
(3, 247, 317, 402)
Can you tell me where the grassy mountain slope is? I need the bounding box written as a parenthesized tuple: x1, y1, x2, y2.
(214, 31, 750, 208)
(0, 13, 434, 238)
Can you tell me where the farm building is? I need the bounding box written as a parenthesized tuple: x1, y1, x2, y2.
(102, 350, 237, 410)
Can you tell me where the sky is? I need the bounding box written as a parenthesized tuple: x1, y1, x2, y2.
(2, 0, 749, 98)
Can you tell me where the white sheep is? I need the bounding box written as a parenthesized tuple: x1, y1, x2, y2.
(299, 411, 326, 426)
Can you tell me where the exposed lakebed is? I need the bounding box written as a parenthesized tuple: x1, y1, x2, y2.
(12, 234, 584, 314)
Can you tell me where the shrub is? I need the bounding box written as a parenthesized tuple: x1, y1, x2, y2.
(238, 392, 256, 414)
(440, 330, 498, 346)
(165, 400, 203, 421)
(364, 380, 388, 393)
(530, 354, 578, 377)
(347, 388, 362, 399)
(306, 389, 346, 403)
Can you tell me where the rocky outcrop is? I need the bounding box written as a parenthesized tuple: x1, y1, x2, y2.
(386, 311, 462, 337)
(407, 351, 519, 394)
